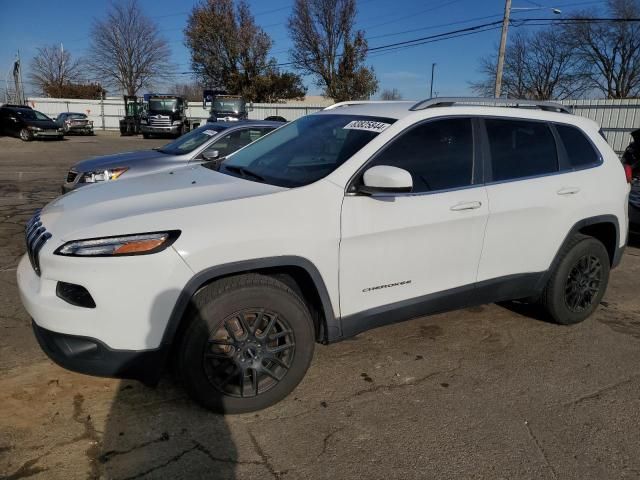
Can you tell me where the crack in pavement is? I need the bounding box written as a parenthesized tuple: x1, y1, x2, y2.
(563, 374, 640, 407)
(98, 432, 170, 464)
(524, 420, 558, 480)
(119, 445, 199, 480)
(316, 425, 347, 459)
(248, 430, 287, 480)
(71, 393, 102, 479)
(1, 455, 49, 480)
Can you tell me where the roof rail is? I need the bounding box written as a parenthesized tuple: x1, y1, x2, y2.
(410, 97, 572, 114)
(323, 100, 410, 110)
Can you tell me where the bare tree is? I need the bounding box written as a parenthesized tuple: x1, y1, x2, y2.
(29, 44, 83, 95)
(88, 0, 173, 95)
(380, 88, 402, 100)
(564, 0, 640, 98)
(288, 0, 378, 101)
(185, 0, 306, 102)
(171, 81, 204, 101)
(471, 30, 587, 100)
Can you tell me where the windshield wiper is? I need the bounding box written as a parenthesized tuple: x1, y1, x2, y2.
(223, 165, 265, 182)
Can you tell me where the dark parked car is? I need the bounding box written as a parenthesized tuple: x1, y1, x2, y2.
(0, 105, 63, 141)
(622, 128, 640, 234)
(54, 112, 94, 135)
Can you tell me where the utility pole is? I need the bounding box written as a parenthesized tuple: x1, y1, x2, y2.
(430, 63, 436, 98)
(494, 0, 512, 98)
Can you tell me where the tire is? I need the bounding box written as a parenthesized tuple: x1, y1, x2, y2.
(63, 124, 70, 134)
(178, 274, 315, 413)
(19, 128, 33, 142)
(142, 133, 150, 139)
(56, 135, 64, 141)
(540, 234, 610, 325)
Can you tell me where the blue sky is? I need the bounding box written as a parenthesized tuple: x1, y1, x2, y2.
(0, 0, 606, 100)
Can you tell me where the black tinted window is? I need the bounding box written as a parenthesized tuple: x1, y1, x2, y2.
(486, 119, 558, 181)
(370, 118, 474, 193)
(556, 124, 599, 169)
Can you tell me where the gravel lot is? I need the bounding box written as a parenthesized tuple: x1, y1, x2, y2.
(1, 133, 640, 480)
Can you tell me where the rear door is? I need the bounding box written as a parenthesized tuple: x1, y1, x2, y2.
(339, 117, 489, 318)
(477, 117, 582, 282)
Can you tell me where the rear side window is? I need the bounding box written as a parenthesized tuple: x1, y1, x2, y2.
(556, 124, 600, 169)
(369, 118, 474, 193)
(485, 119, 558, 182)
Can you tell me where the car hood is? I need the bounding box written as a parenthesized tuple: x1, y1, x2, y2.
(41, 165, 287, 240)
(72, 150, 168, 172)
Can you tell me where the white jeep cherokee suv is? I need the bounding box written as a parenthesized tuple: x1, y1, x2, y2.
(18, 98, 629, 413)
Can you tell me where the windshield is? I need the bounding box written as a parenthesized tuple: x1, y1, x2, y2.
(15, 109, 50, 121)
(69, 113, 87, 119)
(156, 124, 228, 155)
(219, 114, 395, 187)
(213, 98, 244, 113)
(149, 99, 178, 112)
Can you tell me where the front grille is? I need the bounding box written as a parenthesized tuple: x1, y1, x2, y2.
(630, 188, 640, 208)
(149, 116, 171, 127)
(66, 170, 78, 183)
(25, 210, 51, 276)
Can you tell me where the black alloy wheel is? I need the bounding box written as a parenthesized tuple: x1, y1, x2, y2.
(204, 308, 295, 398)
(178, 273, 315, 413)
(564, 255, 603, 313)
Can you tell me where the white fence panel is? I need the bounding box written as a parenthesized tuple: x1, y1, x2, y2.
(23, 97, 640, 153)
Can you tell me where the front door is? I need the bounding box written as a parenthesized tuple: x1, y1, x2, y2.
(339, 117, 489, 321)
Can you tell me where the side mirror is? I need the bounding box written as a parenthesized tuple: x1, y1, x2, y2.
(202, 150, 220, 161)
(359, 165, 412, 195)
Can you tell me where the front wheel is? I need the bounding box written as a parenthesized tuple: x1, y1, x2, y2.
(19, 128, 33, 141)
(540, 234, 610, 325)
(178, 274, 315, 413)
(142, 132, 150, 139)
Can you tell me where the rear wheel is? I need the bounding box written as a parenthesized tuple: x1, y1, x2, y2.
(540, 234, 610, 325)
(178, 274, 315, 413)
(142, 132, 150, 139)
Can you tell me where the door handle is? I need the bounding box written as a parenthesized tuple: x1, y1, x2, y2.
(450, 201, 482, 211)
(557, 187, 580, 195)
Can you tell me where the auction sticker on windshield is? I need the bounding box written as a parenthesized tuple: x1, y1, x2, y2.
(202, 129, 218, 136)
(343, 120, 391, 133)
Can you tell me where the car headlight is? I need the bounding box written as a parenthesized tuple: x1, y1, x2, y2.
(172, 120, 182, 126)
(55, 231, 180, 257)
(58, 128, 64, 132)
(81, 167, 128, 183)
(28, 126, 42, 131)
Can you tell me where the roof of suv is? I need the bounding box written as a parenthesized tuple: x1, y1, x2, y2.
(317, 98, 600, 132)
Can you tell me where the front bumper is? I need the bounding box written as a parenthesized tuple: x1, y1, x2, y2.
(67, 125, 93, 134)
(17, 241, 194, 352)
(33, 321, 166, 384)
(140, 125, 180, 134)
(33, 130, 63, 138)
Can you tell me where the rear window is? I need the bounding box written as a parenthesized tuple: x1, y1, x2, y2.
(556, 124, 600, 169)
(485, 119, 558, 182)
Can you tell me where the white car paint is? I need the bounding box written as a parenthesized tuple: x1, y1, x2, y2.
(17, 101, 629, 354)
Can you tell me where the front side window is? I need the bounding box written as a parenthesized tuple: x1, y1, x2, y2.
(15, 109, 50, 121)
(556, 124, 600, 169)
(218, 114, 396, 187)
(155, 124, 229, 155)
(206, 128, 273, 157)
(485, 119, 558, 182)
(367, 118, 474, 193)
